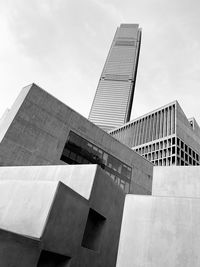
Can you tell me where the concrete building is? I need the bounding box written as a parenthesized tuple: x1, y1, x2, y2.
(0, 164, 125, 267)
(1, 85, 200, 266)
(0, 83, 154, 266)
(0, 83, 153, 195)
(116, 166, 200, 267)
(89, 24, 141, 131)
(110, 101, 200, 166)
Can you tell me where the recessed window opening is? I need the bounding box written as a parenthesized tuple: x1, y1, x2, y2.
(60, 131, 132, 192)
(37, 250, 71, 267)
(81, 208, 106, 251)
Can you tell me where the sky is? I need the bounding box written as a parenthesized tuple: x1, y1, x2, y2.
(0, 0, 200, 123)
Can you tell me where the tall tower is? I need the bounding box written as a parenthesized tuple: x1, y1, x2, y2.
(89, 24, 142, 132)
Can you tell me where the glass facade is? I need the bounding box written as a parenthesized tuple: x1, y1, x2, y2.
(60, 131, 132, 192)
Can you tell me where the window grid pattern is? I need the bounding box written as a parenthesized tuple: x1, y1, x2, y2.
(176, 138, 200, 166)
(134, 137, 200, 166)
(60, 131, 132, 193)
(134, 137, 176, 166)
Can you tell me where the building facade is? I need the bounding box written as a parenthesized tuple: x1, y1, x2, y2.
(0, 83, 153, 195)
(110, 101, 200, 166)
(89, 24, 141, 131)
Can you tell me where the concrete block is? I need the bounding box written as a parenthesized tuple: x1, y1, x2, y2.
(117, 194, 200, 267)
(153, 166, 200, 197)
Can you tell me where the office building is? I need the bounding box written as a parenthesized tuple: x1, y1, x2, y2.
(89, 24, 141, 131)
(110, 101, 200, 166)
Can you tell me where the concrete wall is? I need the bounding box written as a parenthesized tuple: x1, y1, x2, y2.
(0, 165, 125, 267)
(0, 83, 153, 194)
(153, 166, 200, 198)
(176, 101, 200, 153)
(0, 230, 41, 267)
(117, 194, 200, 267)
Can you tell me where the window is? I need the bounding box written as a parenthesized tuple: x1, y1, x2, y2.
(81, 209, 106, 251)
(60, 131, 132, 192)
(37, 251, 70, 267)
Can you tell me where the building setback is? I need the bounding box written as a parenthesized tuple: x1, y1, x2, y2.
(110, 101, 200, 166)
(89, 24, 141, 132)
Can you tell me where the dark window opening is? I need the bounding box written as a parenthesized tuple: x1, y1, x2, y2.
(37, 250, 71, 267)
(60, 131, 132, 191)
(172, 137, 175, 145)
(82, 208, 106, 251)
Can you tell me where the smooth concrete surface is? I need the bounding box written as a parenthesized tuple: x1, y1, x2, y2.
(153, 166, 200, 197)
(117, 194, 200, 267)
(0, 84, 31, 143)
(0, 180, 58, 238)
(0, 229, 41, 267)
(0, 164, 97, 200)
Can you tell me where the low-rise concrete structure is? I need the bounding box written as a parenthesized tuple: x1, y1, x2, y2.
(0, 165, 125, 267)
(0, 83, 153, 194)
(116, 166, 200, 267)
(2, 84, 200, 266)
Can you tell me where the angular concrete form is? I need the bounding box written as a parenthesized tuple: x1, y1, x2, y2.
(0, 165, 97, 200)
(0, 165, 125, 267)
(117, 166, 200, 267)
(117, 194, 200, 267)
(0, 83, 153, 195)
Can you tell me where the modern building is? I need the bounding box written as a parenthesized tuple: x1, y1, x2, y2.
(1, 86, 200, 266)
(110, 101, 200, 166)
(0, 83, 153, 266)
(116, 166, 200, 267)
(0, 164, 125, 267)
(89, 24, 141, 132)
(0, 83, 153, 195)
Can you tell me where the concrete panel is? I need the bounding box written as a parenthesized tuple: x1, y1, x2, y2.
(43, 183, 89, 256)
(153, 166, 200, 197)
(0, 84, 32, 143)
(71, 167, 125, 267)
(0, 229, 41, 267)
(0, 164, 97, 200)
(0, 180, 58, 238)
(117, 194, 200, 267)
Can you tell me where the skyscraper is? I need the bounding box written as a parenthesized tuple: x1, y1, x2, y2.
(89, 24, 142, 132)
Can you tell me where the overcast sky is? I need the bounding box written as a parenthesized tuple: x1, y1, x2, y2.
(0, 0, 200, 123)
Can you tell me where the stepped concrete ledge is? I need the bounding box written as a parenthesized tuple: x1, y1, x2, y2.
(0, 164, 98, 239)
(0, 164, 97, 200)
(0, 180, 59, 238)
